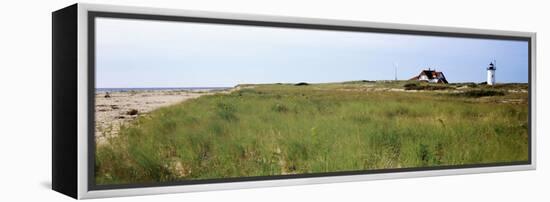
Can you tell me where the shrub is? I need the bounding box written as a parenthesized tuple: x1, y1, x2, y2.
(454, 89, 505, 98)
(403, 83, 418, 90)
(405, 84, 453, 91)
(423, 85, 453, 90)
(294, 82, 309, 86)
(361, 80, 375, 83)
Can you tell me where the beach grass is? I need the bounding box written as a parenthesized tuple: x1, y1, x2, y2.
(95, 81, 529, 185)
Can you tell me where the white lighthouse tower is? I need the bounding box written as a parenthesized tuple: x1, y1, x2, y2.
(487, 61, 496, 85)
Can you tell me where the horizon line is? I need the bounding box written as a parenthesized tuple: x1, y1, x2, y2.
(95, 80, 528, 89)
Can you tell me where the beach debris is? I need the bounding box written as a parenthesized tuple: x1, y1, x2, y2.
(104, 92, 111, 98)
(110, 105, 119, 109)
(127, 109, 139, 116)
(116, 115, 125, 119)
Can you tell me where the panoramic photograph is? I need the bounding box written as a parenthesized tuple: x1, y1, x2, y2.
(93, 18, 529, 185)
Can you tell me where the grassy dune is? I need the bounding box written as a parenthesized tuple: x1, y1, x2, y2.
(95, 81, 529, 185)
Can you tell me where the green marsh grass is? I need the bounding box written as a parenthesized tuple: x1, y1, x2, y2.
(95, 82, 529, 185)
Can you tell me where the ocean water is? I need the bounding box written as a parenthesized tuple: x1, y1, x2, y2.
(96, 87, 231, 93)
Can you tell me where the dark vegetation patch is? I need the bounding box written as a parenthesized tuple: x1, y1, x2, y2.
(272, 103, 290, 113)
(490, 83, 529, 91)
(452, 89, 506, 98)
(448, 82, 479, 90)
(342, 80, 376, 84)
(294, 82, 309, 86)
(450, 82, 478, 88)
(403, 83, 418, 89)
(403, 83, 453, 91)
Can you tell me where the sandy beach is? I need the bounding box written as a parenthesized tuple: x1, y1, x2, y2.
(95, 89, 229, 145)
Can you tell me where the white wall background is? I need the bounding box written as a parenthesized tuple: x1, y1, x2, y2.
(0, 0, 547, 201)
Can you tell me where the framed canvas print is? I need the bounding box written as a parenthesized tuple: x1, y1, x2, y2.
(52, 3, 536, 199)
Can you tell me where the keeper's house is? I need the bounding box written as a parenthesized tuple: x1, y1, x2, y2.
(410, 68, 448, 84)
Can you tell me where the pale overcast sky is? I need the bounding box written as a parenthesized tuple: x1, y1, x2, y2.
(95, 17, 529, 88)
